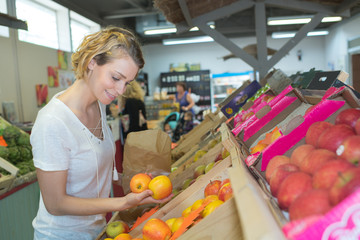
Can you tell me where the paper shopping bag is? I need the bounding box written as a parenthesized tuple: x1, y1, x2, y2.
(122, 129, 172, 194)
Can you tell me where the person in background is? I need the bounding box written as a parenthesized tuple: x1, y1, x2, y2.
(163, 122, 173, 139)
(182, 111, 195, 134)
(120, 80, 148, 138)
(30, 27, 171, 240)
(175, 82, 195, 114)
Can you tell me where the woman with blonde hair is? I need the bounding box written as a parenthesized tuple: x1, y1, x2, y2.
(121, 80, 148, 138)
(30, 27, 171, 239)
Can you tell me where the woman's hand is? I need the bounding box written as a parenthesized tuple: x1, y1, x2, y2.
(181, 106, 188, 111)
(124, 190, 173, 208)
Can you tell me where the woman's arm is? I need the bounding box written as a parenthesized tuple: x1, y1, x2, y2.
(37, 168, 172, 216)
(185, 93, 195, 110)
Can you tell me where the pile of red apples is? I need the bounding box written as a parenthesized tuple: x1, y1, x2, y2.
(265, 108, 360, 221)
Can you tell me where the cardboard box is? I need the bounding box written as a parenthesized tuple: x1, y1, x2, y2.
(220, 81, 262, 119)
(232, 86, 305, 149)
(307, 70, 360, 98)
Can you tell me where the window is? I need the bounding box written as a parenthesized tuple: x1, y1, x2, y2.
(70, 11, 100, 51)
(16, 0, 59, 49)
(0, 0, 9, 37)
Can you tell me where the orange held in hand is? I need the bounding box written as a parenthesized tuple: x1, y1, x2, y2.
(142, 218, 172, 240)
(130, 173, 152, 193)
(148, 175, 173, 200)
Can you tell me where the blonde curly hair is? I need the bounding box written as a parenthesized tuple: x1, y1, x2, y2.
(123, 81, 145, 101)
(71, 26, 144, 81)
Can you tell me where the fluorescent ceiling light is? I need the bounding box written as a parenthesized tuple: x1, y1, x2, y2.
(163, 36, 214, 45)
(272, 30, 329, 39)
(268, 16, 342, 26)
(144, 28, 177, 35)
(144, 23, 215, 35)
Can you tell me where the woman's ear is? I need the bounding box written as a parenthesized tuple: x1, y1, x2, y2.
(88, 59, 96, 71)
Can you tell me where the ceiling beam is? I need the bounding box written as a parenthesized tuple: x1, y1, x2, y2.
(336, 0, 360, 14)
(0, 12, 27, 30)
(124, 0, 147, 11)
(255, 1, 268, 78)
(178, 0, 193, 27)
(197, 22, 259, 69)
(103, 9, 158, 19)
(193, 0, 255, 25)
(264, 12, 326, 71)
(265, 0, 350, 17)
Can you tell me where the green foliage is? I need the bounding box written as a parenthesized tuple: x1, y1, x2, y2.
(16, 161, 36, 176)
(17, 133, 30, 146)
(7, 146, 21, 164)
(0, 146, 9, 160)
(3, 126, 21, 142)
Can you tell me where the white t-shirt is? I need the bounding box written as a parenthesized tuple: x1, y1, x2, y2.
(31, 92, 114, 240)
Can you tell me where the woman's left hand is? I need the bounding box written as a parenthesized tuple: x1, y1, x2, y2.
(124, 190, 173, 208)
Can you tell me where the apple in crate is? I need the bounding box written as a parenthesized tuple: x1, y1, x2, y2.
(114, 233, 132, 240)
(329, 167, 360, 206)
(317, 124, 355, 152)
(204, 180, 222, 197)
(289, 189, 331, 221)
(201, 200, 224, 218)
(277, 172, 313, 210)
(171, 217, 185, 233)
(193, 165, 206, 179)
(300, 149, 336, 175)
(335, 108, 360, 128)
(218, 183, 233, 202)
(270, 163, 299, 197)
(142, 218, 171, 240)
(290, 144, 315, 167)
(312, 159, 353, 189)
(205, 162, 215, 174)
(106, 221, 129, 238)
(337, 135, 360, 164)
(305, 121, 332, 147)
(265, 155, 290, 182)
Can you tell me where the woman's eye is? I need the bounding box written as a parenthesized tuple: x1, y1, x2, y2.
(112, 77, 120, 81)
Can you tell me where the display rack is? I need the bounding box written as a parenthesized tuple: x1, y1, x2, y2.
(160, 70, 211, 110)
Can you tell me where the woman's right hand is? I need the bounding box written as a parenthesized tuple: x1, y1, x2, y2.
(124, 190, 173, 208)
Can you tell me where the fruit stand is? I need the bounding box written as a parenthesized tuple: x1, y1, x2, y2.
(97, 69, 360, 240)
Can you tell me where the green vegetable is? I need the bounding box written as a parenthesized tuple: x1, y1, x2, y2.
(3, 126, 21, 142)
(0, 146, 9, 160)
(17, 133, 30, 146)
(7, 146, 21, 164)
(19, 146, 32, 161)
(16, 161, 35, 176)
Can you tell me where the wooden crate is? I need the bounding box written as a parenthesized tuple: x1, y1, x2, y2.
(171, 111, 226, 161)
(169, 141, 223, 191)
(0, 157, 19, 195)
(228, 148, 287, 240)
(130, 155, 238, 239)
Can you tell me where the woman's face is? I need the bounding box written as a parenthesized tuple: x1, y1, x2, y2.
(88, 55, 139, 105)
(176, 85, 184, 94)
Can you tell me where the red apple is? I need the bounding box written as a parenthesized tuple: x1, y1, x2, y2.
(305, 121, 333, 146)
(277, 172, 313, 210)
(300, 149, 336, 175)
(215, 153, 223, 162)
(312, 159, 353, 189)
(265, 155, 290, 182)
(305, 105, 315, 115)
(329, 167, 360, 206)
(204, 180, 222, 197)
(317, 124, 355, 152)
(335, 108, 360, 128)
(338, 135, 360, 165)
(355, 118, 360, 135)
(218, 183, 233, 202)
(220, 179, 230, 189)
(290, 144, 315, 167)
(270, 164, 299, 197)
(289, 189, 331, 221)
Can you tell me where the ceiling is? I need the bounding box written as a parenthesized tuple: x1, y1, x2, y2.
(52, 0, 360, 45)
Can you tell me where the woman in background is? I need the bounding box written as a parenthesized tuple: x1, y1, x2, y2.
(175, 82, 194, 114)
(121, 81, 148, 138)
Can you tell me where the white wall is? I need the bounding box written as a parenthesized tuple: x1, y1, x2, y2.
(0, 31, 71, 122)
(325, 14, 360, 84)
(142, 35, 326, 95)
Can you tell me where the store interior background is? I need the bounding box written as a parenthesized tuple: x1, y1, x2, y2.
(0, 9, 360, 123)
